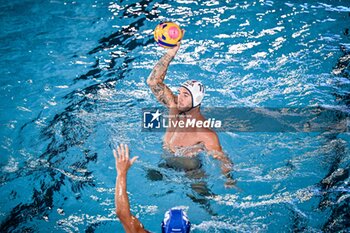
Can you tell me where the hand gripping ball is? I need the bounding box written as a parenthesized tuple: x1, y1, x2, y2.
(154, 22, 183, 48)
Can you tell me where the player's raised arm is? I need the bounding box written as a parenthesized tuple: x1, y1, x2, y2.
(113, 144, 148, 233)
(147, 31, 185, 108)
(146, 52, 177, 108)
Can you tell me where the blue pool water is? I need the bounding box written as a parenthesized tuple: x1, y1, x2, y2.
(1, 0, 350, 232)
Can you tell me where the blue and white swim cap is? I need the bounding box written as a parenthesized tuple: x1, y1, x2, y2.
(181, 80, 205, 108)
(161, 208, 191, 233)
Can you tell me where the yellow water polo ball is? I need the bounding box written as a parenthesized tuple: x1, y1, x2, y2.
(154, 22, 183, 48)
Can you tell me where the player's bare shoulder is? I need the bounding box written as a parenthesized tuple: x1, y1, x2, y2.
(196, 128, 221, 150)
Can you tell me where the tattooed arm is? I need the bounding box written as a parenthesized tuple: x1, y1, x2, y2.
(147, 36, 184, 108)
(146, 52, 177, 108)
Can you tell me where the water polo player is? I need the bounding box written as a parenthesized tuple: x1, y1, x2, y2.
(114, 144, 191, 233)
(146, 29, 234, 186)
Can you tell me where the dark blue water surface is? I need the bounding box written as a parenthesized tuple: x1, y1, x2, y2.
(1, 0, 350, 232)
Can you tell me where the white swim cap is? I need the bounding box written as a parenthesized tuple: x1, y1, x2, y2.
(181, 80, 205, 108)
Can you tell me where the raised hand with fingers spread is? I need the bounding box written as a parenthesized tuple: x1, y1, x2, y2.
(113, 143, 139, 175)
